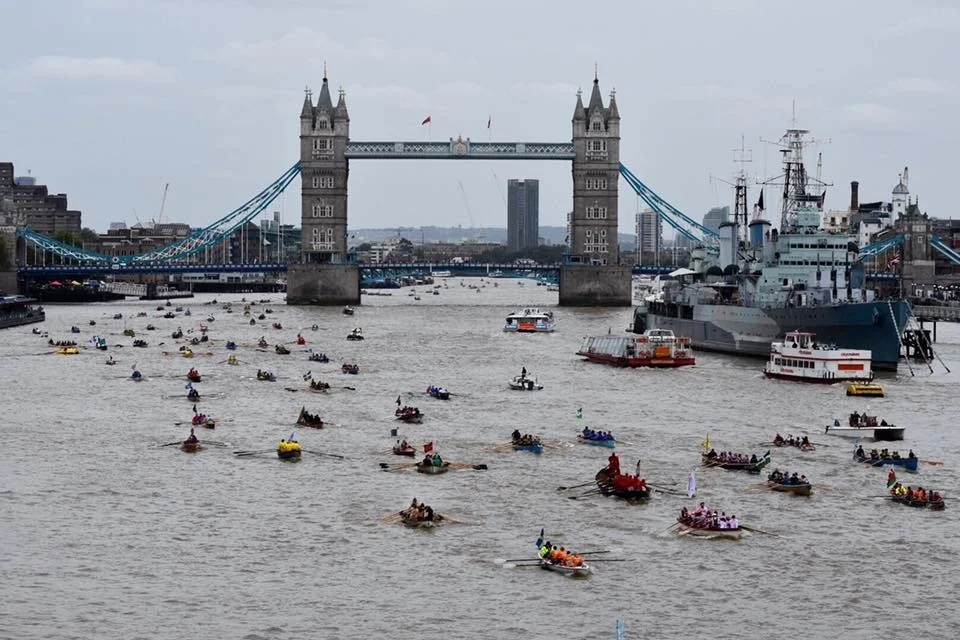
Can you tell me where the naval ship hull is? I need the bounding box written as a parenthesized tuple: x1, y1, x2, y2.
(635, 299, 909, 371)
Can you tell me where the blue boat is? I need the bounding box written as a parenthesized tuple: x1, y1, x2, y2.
(513, 442, 544, 454)
(577, 433, 616, 449)
(854, 448, 919, 472)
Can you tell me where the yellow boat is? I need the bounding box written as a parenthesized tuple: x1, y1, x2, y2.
(182, 348, 194, 358)
(277, 440, 302, 460)
(56, 346, 80, 355)
(846, 382, 885, 398)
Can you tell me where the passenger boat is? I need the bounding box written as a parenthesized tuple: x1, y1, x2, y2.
(342, 363, 360, 375)
(854, 446, 919, 472)
(396, 407, 423, 424)
(393, 442, 417, 456)
(277, 440, 302, 460)
(539, 557, 592, 577)
(763, 331, 873, 383)
(426, 385, 450, 400)
(503, 307, 555, 333)
(508, 375, 542, 390)
(701, 450, 771, 473)
(415, 460, 450, 474)
(296, 406, 324, 428)
(675, 519, 743, 540)
(181, 440, 202, 453)
(56, 346, 80, 355)
(595, 465, 651, 501)
(347, 328, 364, 341)
(2, 295, 48, 329)
(308, 352, 329, 363)
(825, 413, 904, 441)
(847, 382, 886, 397)
(577, 431, 616, 448)
(576, 329, 695, 367)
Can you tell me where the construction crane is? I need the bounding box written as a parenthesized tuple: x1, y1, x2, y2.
(458, 180, 475, 230)
(152, 182, 169, 227)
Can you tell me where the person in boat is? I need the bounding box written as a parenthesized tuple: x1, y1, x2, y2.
(512, 429, 522, 442)
(908, 449, 916, 459)
(186, 428, 199, 444)
(801, 436, 810, 447)
(749, 453, 758, 464)
(774, 433, 784, 444)
(432, 452, 443, 467)
(106, 356, 116, 365)
(856, 444, 865, 459)
(607, 452, 621, 475)
(520, 366, 527, 380)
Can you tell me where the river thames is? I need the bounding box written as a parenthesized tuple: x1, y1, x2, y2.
(3, 279, 959, 639)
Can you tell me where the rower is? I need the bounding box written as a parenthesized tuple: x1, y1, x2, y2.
(856, 444, 865, 458)
(186, 428, 199, 444)
(607, 452, 621, 475)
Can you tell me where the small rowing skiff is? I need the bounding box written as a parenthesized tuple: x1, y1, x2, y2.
(539, 557, 592, 577)
(675, 521, 743, 540)
(415, 461, 450, 475)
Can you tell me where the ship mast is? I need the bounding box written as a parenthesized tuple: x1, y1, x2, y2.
(760, 120, 831, 232)
(715, 136, 752, 246)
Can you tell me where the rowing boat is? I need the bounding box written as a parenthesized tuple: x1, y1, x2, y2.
(415, 461, 450, 475)
(577, 434, 615, 449)
(675, 520, 743, 540)
(766, 481, 813, 496)
(181, 441, 202, 453)
(539, 557, 592, 577)
(393, 443, 417, 456)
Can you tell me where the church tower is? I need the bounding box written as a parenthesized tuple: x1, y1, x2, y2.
(299, 69, 350, 263)
(570, 72, 620, 264)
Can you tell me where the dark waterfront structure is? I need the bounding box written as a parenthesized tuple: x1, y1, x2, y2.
(507, 179, 539, 252)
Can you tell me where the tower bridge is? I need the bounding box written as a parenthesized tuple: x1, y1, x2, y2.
(289, 71, 630, 306)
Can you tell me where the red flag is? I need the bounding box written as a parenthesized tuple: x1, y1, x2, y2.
(487, 115, 491, 129)
(887, 250, 901, 269)
(421, 116, 431, 125)
(423, 441, 434, 453)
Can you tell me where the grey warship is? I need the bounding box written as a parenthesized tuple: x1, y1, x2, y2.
(633, 127, 909, 370)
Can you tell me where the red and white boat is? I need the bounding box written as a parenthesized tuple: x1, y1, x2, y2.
(763, 331, 873, 384)
(576, 329, 695, 368)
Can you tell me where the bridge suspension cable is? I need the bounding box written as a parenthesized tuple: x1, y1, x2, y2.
(618, 163, 719, 246)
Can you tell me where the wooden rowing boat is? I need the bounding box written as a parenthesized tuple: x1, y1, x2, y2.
(594, 467, 652, 501)
(577, 434, 615, 449)
(415, 461, 450, 475)
(539, 557, 592, 577)
(393, 443, 417, 456)
(675, 521, 743, 540)
(180, 441, 202, 453)
(766, 481, 813, 496)
(701, 451, 770, 473)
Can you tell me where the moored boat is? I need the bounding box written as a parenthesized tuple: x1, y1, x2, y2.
(763, 331, 873, 383)
(503, 307, 555, 333)
(577, 329, 695, 367)
(0, 295, 46, 329)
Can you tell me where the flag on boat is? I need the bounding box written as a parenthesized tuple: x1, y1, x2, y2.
(756, 189, 764, 212)
(396, 395, 402, 407)
(423, 441, 434, 454)
(687, 471, 697, 498)
(421, 115, 431, 125)
(302, 371, 312, 381)
(576, 408, 583, 420)
(617, 620, 626, 640)
(185, 382, 193, 390)
(700, 433, 711, 451)
(887, 470, 897, 489)
(535, 527, 544, 547)
(192, 404, 197, 414)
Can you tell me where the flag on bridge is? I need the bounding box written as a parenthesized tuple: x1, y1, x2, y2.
(421, 115, 431, 125)
(887, 250, 901, 270)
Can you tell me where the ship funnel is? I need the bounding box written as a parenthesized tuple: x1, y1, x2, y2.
(850, 181, 859, 212)
(748, 219, 771, 249)
(718, 221, 737, 272)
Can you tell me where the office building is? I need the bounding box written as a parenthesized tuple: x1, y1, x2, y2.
(0, 162, 82, 235)
(702, 206, 729, 235)
(507, 179, 539, 252)
(635, 209, 661, 254)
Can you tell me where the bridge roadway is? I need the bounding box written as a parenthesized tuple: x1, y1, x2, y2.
(17, 262, 681, 278)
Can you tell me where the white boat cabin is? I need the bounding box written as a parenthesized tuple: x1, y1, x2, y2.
(503, 307, 555, 332)
(764, 331, 873, 382)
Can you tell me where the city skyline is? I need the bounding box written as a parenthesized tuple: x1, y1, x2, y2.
(1, 0, 957, 236)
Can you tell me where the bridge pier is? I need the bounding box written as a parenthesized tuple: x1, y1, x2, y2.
(286, 263, 360, 306)
(558, 264, 632, 306)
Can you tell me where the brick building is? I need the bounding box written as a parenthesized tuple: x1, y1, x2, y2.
(0, 162, 82, 235)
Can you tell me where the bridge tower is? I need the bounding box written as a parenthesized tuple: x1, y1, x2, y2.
(288, 70, 360, 305)
(559, 73, 631, 306)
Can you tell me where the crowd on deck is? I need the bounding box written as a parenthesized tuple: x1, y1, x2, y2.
(581, 427, 614, 441)
(773, 434, 811, 448)
(856, 445, 915, 461)
(846, 412, 889, 427)
(512, 430, 541, 446)
(768, 469, 808, 485)
(402, 498, 440, 522)
(538, 541, 585, 568)
(679, 503, 740, 529)
(704, 449, 761, 465)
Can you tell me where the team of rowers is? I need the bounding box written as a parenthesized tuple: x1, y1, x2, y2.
(401, 498, 442, 522)
(606, 453, 648, 493)
(704, 449, 761, 465)
(511, 430, 541, 445)
(773, 434, 812, 448)
(767, 469, 809, 485)
(581, 427, 614, 441)
(396, 406, 422, 417)
(678, 503, 740, 530)
(855, 445, 916, 461)
(538, 541, 585, 567)
(889, 482, 944, 505)
(420, 452, 445, 467)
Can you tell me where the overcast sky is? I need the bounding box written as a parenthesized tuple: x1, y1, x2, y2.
(1, 0, 957, 238)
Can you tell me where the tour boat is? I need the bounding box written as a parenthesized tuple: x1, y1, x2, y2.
(763, 331, 873, 383)
(503, 308, 555, 333)
(577, 329, 695, 367)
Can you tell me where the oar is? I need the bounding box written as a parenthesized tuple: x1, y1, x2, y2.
(200, 441, 229, 448)
(494, 557, 540, 565)
(302, 449, 345, 460)
(439, 515, 469, 525)
(585, 558, 627, 563)
(568, 489, 601, 500)
(740, 525, 779, 537)
(499, 561, 541, 568)
(379, 462, 418, 472)
(921, 459, 944, 466)
(557, 481, 595, 491)
(570, 550, 612, 556)
(650, 485, 685, 496)
(234, 450, 274, 457)
(449, 462, 488, 470)
(160, 441, 185, 447)
(659, 522, 681, 534)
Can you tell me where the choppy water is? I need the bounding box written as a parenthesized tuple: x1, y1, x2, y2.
(2, 279, 959, 639)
